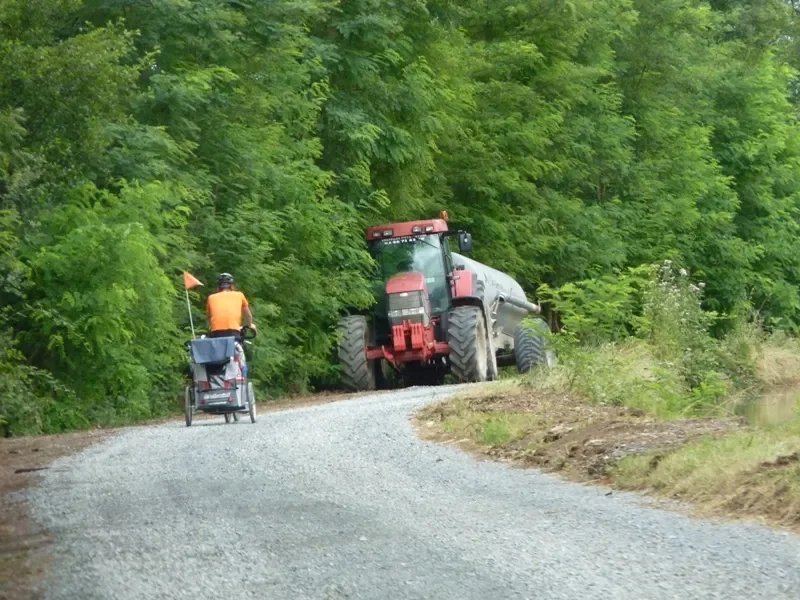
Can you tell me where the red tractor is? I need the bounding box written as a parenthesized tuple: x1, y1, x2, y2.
(337, 212, 554, 390)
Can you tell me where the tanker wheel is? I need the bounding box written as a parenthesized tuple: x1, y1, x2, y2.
(476, 281, 499, 382)
(338, 315, 376, 391)
(447, 305, 489, 383)
(514, 318, 555, 374)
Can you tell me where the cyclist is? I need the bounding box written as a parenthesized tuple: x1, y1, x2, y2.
(206, 273, 255, 377)
(206, 273, 256, 339)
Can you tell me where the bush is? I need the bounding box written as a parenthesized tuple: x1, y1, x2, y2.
(538, 266, 651, 344)
(0, 331, 85, 437)
(536, 260, 759, 417)
(635, 261, 722, 391)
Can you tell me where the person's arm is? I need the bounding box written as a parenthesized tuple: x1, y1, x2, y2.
(243, 306, 256, 331)
(206, 298, 212, 327)
(242, 294, 256, 332)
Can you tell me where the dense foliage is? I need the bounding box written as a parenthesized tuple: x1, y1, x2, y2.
(3, 0, 800, 434)
(537, 260, 762, 417)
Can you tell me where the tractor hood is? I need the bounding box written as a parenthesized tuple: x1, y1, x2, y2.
(386, 272, 428, 295)
(385, 272, 431, 327)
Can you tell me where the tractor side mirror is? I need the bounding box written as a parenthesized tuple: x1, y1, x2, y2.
(458, 232, 473, 253)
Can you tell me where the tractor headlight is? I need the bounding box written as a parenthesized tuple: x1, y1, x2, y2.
(388, 306, 426, 318)
(387, 291, 430, 326)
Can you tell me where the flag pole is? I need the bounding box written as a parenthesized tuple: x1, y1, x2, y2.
(185, 288, 196, 339)
(182, 272, 203, 339)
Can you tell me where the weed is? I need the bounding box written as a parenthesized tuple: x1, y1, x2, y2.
(481, 418, 512, 445)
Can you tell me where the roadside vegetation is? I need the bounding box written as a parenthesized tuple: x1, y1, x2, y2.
(420, 262, 800, 529)
(6, 1, 800, 436)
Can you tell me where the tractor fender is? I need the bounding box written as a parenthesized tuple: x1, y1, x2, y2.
(450, 269, 483, 308)
(449, 268, 491, 332)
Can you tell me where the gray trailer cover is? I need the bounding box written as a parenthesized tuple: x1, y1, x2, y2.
(190, 337, 236, 365)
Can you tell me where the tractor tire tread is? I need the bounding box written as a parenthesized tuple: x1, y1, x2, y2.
(515, 318, 551, 374)
(448, 305, 487, 383)
(338, 316, 376, 391)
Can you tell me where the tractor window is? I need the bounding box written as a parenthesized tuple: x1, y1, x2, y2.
(370, 236, 449, 314)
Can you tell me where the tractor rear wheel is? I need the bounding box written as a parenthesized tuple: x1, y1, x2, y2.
(338, 315, 376, 391)
(447, 305, 489, 383)
(514, 318, 555, 374)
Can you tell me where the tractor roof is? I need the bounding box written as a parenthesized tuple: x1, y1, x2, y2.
(366, 219, 449, 241)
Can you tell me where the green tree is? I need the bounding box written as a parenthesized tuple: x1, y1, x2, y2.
(5, 0, 800, 434)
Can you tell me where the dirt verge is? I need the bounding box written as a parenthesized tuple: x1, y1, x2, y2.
(416, 382, 800, 530)
(417, 386, 742, 481)
(1, 430, 109, 600)
(416, 388, 743, 481)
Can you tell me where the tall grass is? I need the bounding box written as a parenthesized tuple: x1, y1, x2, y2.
(531, 261, 775, 419)
(612, 398, 800, 527)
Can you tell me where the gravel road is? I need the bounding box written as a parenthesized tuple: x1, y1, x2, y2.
(28, 385, 800, 599)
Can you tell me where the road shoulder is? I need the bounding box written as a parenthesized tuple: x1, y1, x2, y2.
(1, 430, 109, 600)
(415, 380, 800, 532)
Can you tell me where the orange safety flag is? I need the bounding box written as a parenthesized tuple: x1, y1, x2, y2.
(183, 271, 204, 289)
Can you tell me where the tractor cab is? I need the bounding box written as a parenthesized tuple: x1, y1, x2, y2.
(370, 230, 449, 316)
(366, 214, 473, 318)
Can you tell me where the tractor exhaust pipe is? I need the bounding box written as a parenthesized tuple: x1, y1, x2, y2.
(497, 294, 541, 314)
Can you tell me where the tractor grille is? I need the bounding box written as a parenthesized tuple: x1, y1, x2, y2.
(387, 291, 429, 326)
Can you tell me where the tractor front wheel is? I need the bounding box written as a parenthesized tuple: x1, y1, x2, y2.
(447, 305, 489, 383)
(338, 316, 376, 391)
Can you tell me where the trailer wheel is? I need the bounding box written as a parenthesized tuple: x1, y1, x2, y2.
(338, 316, 376, 391)
(474, 280, 499, 382)
(486, 335, 499, 381)
(514, 318, 555, 374)
(184, 386, 193, 427)
(248, 382, 257, 423)
(448, 305, 489, 383)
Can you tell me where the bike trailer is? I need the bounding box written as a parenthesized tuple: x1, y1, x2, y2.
(189, 337, 245, 410)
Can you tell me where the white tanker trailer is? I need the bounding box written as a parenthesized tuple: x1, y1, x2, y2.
(451, 252, 553, 372)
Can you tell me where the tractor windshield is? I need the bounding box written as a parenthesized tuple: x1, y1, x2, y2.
(370, 235, 449, 314)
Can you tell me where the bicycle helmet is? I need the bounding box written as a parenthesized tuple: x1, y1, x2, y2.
(217, 272, 234, 289)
